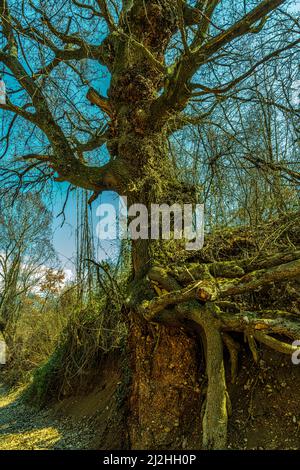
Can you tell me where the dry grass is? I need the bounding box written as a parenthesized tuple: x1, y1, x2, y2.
(3, 296, 67, 386)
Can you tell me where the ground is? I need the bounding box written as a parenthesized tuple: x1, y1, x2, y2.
(0, 382, 107, 450)
(0, 357, 124, 450)
(227, 347, 300, 450)
(0, 346, 300, 450)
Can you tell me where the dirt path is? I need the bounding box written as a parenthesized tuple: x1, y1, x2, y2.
(0, 382, 96, 450)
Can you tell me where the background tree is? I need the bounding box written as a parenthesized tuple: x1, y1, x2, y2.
(0, 0, 299, 449)
(0, 192, 55, 334)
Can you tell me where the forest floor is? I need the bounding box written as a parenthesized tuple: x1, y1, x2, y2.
(0, 356, 123, 450)
(0, 382, 97, 449)
(227, 348, 300, 450)
(1, 346, 300, 450)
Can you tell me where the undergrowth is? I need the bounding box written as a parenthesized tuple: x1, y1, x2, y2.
(25, 295, 127, 407)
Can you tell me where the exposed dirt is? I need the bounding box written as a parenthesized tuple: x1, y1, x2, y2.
(1, 345, 300, 450)
(0, 383, 96, 449)
(0, 357, 124, 450)
(227, 345, 300, 450)
(127, 321, 204, 450)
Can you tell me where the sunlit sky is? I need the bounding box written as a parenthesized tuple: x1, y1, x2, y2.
(1, 0, 299, 278)
(51, 187, 122, 277)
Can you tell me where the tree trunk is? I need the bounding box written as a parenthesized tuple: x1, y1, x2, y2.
(113, 130, 204, 448)
(105, 3, 207, 447)
(127, 312, 203, 449)
(123, 156, 204, 448)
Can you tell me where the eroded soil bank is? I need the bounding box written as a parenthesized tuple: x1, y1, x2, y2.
(1, 346, 300, 450)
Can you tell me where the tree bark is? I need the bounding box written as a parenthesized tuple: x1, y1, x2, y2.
(119, 137, 204, 449)
(127, 314, 203, 449)
(105, 8, 205, 441)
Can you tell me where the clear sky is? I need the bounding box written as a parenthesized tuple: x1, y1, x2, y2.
(1, 0, 299, 279)
(51, 187, 122, 278)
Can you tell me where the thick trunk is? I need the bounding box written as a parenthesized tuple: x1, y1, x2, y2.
(132, 239, 151, 279)
(116, 132, 204, 449)
(127, 312, 203, 449)
(104, 5, 204, 445)
(124, 176, 204, 448)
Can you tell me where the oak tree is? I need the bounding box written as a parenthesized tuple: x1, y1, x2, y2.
(0, 0, 299, 449)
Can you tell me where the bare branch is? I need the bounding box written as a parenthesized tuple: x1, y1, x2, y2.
(152, 0, 288, 122)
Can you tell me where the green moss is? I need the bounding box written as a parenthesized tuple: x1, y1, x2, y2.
(24, 344, 66, 407)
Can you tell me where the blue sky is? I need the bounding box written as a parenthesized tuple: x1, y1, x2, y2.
(51, 187, 123, 276)
(1, 0, 299, 277)
(0, 1, 113, 275)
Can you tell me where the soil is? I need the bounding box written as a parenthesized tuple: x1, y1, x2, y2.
(0, 345, 300, 450)
(0, 357, 125, 450)
(227, 346, 300, 450)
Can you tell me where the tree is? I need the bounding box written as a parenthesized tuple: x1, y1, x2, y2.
(0, 0, 299, 449)
(40, 268, 65, 295)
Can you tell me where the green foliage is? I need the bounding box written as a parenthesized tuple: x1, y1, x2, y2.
(24, 293, 127, 406)
(2, 294, 67, 386)
(24, 344, 66, 407)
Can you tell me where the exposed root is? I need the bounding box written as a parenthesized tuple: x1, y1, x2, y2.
(202, 325, 228, 450)
(187, 306, 229, 449)
(137, 239, 300, 451)
(140, 251, 300, 322)
(246, 333, 259, 363)
(222, 332, 240, 383)
(253, 331, 299, 355)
